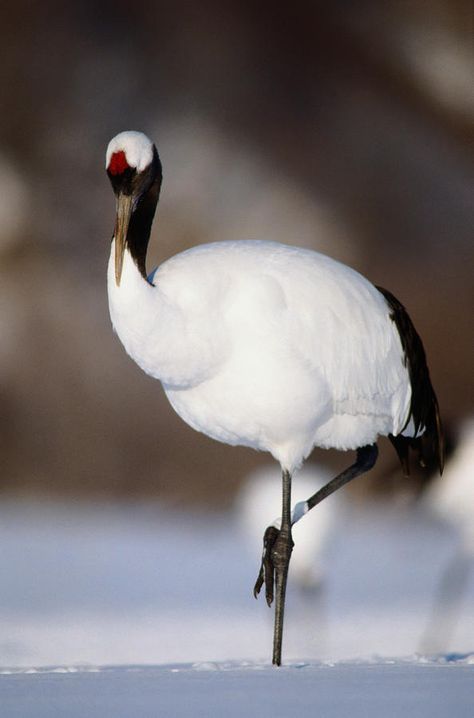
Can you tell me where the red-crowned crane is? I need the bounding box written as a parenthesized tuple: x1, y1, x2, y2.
(105, 130, 444, 666)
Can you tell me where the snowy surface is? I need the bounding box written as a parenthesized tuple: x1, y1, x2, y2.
(2, 660, 473, 718)
(0, 498, 472, 715)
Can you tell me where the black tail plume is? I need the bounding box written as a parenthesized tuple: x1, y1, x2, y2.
(377, 286, 444, 476)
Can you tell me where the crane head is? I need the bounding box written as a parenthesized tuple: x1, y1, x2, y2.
(106, 131, 161, 285)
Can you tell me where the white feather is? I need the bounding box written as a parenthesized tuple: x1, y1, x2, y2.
(108, 238, 411, 472)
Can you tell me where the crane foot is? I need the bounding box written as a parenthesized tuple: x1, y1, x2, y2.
(253, 525, 294, 607)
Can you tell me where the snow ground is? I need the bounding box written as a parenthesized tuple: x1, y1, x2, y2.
(1, 660, 473, 718)
(0, 498, 472, 715)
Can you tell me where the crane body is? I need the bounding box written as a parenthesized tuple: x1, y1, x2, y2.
(108, 239, 412, 473)
(105, 130, 443, 665)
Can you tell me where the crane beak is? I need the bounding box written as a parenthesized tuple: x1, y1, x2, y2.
(114, 193, 134, 286)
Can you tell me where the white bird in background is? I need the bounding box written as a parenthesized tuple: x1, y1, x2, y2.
(105, 130, 444, 665)
(419, 418, 474, 654)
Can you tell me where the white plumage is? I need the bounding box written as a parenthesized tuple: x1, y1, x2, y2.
(108, 235, 412, 473)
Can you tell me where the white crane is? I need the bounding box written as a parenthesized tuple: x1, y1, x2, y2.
(105, 130, 444, 665)
(419, 418, 474, 653)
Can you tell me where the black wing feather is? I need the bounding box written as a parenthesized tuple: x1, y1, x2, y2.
(377, 286, 444, 476)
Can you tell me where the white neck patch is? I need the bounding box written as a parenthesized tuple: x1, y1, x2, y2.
(106, 131, 154, 173)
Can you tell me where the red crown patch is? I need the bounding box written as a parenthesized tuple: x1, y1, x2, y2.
(108, 150, 129, 175)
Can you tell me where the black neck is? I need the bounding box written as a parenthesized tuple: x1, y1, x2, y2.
(126, 176, 161, 281)
(123, 147, 162, 281)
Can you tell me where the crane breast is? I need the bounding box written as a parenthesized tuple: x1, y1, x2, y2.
(156, 241, 411, 464)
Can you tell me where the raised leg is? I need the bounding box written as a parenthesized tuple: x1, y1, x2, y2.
(254, 444, 378, 665)
(291, 444, 378, 526)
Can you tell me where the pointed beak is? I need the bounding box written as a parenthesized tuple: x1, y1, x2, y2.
(114, 193, 134, 286)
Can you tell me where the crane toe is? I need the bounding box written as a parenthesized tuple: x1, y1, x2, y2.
(253, 525, 294, 607)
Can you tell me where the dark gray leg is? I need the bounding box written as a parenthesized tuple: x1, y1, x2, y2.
(300, 444, 378, 518)
(271, 469, 293, 666)
(254, 444, 378, 665)
(253, 469, 294, 665)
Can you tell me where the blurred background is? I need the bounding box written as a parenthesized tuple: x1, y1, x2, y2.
(1, 0, 473, 505)
(0, 0, 473, 667)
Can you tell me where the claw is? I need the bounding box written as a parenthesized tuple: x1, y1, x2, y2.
(253, 525, 281, 606)
(253, 567, 264, 599)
